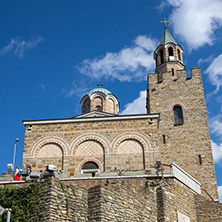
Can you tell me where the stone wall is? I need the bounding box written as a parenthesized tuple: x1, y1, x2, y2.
(157, 178, 198, 221)
(147, 67, 218, 199)
(88, 181, 157, 221)
(195, 194, 222, 221)
(1, 176, 222, 221)
(34, 177, 89, 221)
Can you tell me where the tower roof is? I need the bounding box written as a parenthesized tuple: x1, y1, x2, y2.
(87, 88, 112, 97)
(159, 27, 177, 46)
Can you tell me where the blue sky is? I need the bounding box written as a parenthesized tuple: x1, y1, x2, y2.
(0, 0, 222, 201)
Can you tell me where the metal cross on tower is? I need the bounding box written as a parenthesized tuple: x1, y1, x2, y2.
(97, 82, 103, 87)
(161, 18, 170, 28)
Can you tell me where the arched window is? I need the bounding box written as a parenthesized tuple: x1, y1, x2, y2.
(96, 105, 101, 111)
(173, 105, 183, 124)
(94, 96, 103, 112)
(177, 49, 181, 61)
(82, 161, 99, 177)
(159, 49, 164, 64)
(82, 99, 90, 114)
(82, 161, 99, 170)
(168, 47, 174, 56)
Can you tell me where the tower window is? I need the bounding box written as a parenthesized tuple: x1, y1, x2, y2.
(172, 68, 174, 76)
(160, 49, 164, 64)
(94, 96, 103, 112)
(82, 99, 90, 114)
(168, 47, 174, 56)
(178, 49, 181, 61)
(173, 105, 183, 124)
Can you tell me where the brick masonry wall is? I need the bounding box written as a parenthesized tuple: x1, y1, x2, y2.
(22, 117, 159, 176)
(147, 67, 218, 199)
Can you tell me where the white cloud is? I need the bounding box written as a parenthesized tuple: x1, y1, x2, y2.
(120, 90, 146, 115)
(211, 140, 222, 164)
(197, 56, 214, 66)
(210, 115, 222, 137)
(77, 36, 157, 82)
(164, 0, 222, 50)
(205, 54, 222, 93)
(218, 186, 222, 203)
(0, 36, 44, 58)
(40, 84, 46, 92)
(61, 80, 90, 98)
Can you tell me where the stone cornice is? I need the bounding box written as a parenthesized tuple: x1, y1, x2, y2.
(23, 113, 160, 125)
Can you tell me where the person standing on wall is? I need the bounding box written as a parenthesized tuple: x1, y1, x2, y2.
(14, 166, 21, 181)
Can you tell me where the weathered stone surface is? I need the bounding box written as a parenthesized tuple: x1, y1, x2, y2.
(147, 68, 218, 199)
(6, 176, 220, 221)
(21, 67, 218, 201)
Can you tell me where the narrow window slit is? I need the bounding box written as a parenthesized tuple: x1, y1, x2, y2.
(198, 155, 202, 165)
(163, 135, 166, 144)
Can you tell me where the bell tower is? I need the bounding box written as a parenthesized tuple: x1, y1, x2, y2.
(146, 21, 218, 199)
(154, 19, 185, 82)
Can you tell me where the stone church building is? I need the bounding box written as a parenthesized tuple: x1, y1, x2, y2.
(22, 26, 218, 200)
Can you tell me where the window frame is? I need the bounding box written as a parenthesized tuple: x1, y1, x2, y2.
(173, 105, 184, 125)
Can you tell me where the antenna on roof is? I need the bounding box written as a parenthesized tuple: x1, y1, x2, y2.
(161, 18, 170, 28)
(97, 82, 103, 87)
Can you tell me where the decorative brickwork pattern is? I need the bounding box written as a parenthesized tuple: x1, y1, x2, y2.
(37, 143, 63, 157)
(22, 118, 158, 176)
(72, 133, 109, 155)
(75, 140, 103, 157)
(116, 139, 143, 154)
(29, 136, 68, 157)
(112, 132, 151, 154)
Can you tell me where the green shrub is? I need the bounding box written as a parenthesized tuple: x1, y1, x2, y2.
(0, 182, 45, 222)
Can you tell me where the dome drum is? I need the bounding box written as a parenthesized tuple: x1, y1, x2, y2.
(80, 88, 119, 115)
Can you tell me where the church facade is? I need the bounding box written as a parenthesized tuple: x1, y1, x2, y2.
(22, 27, 218, 199)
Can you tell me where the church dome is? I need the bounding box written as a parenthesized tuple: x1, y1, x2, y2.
(80, 87, 119, 115)
(87, 88, 112, 97)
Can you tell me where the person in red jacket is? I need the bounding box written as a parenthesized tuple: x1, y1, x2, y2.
(14, 167, 21, 181)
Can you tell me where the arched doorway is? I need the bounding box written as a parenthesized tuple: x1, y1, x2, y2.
(81, 161, 99, 177)
(74, 139, 106, 172)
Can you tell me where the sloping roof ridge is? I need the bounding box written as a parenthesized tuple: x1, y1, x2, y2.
(159, 27, 177, 46)
(74, 110, 117, 119)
